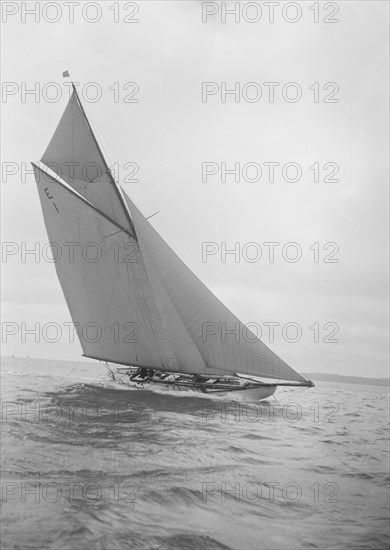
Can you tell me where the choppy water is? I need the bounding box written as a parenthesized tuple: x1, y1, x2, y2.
(1, 357, 389, 550)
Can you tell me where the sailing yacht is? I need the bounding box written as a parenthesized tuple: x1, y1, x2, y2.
(32, 82, 314, 402)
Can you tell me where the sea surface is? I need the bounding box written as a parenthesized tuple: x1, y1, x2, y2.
(1, 356, 389, 550)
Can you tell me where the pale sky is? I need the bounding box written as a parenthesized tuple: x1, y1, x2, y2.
(1, 1, 389, 378)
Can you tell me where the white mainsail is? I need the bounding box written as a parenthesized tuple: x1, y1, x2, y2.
(33, 86, 309, 385)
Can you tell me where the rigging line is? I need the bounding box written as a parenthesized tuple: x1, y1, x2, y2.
(89, 112, 123, 169)
(83, 107, 134, 196)
(71, 83, 137, 238)
(89, 111, 164, 224)
(103, 361, 115, 381)
(146, 211, 160, 220)
(90, 109, 134, 177)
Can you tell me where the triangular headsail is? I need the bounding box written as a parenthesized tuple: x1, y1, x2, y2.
(124, 194, 308, 384)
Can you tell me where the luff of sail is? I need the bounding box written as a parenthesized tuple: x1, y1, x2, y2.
(33, 86, 310, 386)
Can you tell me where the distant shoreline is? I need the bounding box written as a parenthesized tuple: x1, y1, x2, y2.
(302, 372, 389, 387)
(1, 356, 388, 388)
